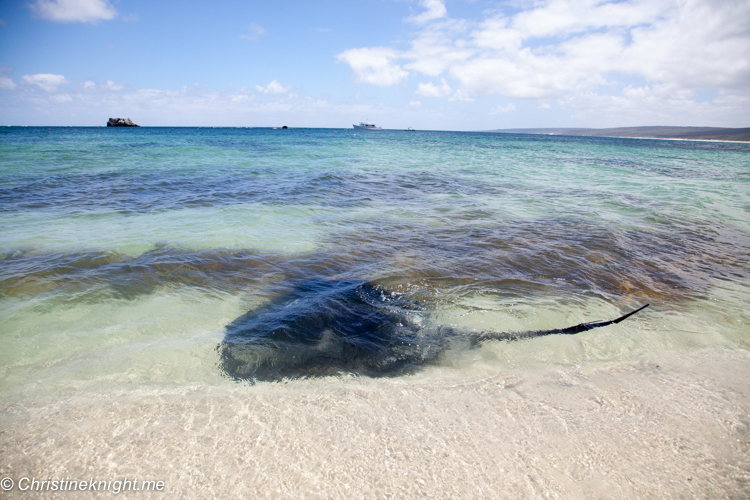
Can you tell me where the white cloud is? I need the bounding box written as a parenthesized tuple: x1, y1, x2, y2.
(230, 93, 255, 103)
(403, 20, 474, 77)
(0, 76, 16, 90)
(406, 0, 447, 25)
(21, 73, 68, 92)
(105, 80, 124, 91)
(619, 0, 750, 90)
(0, 67, 16, 90)
(14, 70, 736, 129)
(4, 85, 383, 127)
(337, 47, 409, 86)
(416, 78, 452, 97)
(557, 83, 750, 127)
(255, 80, 291, 95)
(50, 94, 72, 102)
(449, 89, 474, 102)
(489, 103, 516, 115)
(29, 0, 117, 24)
(0, 79, 444, 127)
(338, 0, 750, 125)
(240, 23, 266, 41)
(510, 0, 669, 39)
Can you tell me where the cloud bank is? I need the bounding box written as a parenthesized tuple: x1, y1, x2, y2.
(0, 76, 420, 128)
(338, 0, 750, 126)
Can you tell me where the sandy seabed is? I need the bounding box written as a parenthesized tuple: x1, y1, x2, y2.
(1, 349, 749, 499)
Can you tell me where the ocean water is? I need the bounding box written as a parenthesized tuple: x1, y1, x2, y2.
(2, 127, 750, 497)
(1, 126, 749, 400)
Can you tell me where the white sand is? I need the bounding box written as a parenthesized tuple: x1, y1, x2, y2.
(1, 348, 749, 499)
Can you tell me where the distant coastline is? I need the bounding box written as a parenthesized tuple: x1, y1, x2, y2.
(485, 126, 750, 142)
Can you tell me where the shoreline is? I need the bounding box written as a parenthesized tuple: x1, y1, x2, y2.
(485, 126, 750, 143)
(565, 134, 749, 144)
(486, 132, 750, 144)
(2, 348, 748, 499)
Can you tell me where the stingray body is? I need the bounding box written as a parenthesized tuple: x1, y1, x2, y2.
(218, 279, 648, 381)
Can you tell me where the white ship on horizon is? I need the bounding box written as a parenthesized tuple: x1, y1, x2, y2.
(353, 120, 382, 130)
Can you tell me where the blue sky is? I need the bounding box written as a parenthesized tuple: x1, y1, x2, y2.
(0, 0, 748, 129)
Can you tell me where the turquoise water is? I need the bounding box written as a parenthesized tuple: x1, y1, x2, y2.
(1, 127, 749, 398)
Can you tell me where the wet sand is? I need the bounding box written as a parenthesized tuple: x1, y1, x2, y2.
(2, 348, 749, 499)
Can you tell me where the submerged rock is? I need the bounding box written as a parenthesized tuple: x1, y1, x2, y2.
(107, 118, 139, 127)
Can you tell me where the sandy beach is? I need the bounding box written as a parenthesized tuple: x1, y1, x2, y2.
(2, 348, 748, 499)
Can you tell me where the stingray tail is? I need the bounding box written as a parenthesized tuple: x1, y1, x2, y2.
(554, 303, 650, 335)
(611, 303, 650, 324)
(476, 303, 651, 341)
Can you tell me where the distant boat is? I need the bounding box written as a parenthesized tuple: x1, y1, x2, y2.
(405, 127, 415, 131)
(353, 120, 382, 130)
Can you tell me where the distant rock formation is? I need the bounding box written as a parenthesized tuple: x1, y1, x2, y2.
(107, 118, 139, 127)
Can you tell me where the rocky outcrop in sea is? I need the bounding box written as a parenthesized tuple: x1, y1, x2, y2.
(107, 118, 139, 127)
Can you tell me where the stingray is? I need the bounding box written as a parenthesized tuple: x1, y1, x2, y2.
(218, 279, 649, 381)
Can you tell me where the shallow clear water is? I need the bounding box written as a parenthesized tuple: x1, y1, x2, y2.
(1, 127, 749, 400)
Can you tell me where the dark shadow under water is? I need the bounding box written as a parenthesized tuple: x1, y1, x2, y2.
(218, 279, 648, 382)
